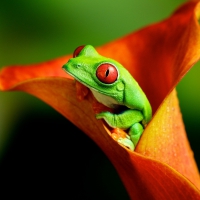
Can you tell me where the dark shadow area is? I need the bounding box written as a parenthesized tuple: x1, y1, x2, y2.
(0, 108, 129, 200)
(183, 119, 200, 170)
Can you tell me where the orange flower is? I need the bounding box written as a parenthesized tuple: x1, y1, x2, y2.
(1, 1, 200, 199)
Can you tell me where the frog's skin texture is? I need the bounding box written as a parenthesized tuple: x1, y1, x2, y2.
(62, 45, 152, 150)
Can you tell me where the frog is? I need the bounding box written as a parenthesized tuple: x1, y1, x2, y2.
(62, 45, 152, 150)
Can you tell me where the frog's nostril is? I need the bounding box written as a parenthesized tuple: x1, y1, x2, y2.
(76, 64, 81, 68)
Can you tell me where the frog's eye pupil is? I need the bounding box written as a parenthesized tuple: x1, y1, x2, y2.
(106, 69, 109, 77)
(96, 63, 118, 84)
(73, 45, 85, 58)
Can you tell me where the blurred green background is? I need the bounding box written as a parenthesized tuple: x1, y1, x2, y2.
(0, 0, 199, 199)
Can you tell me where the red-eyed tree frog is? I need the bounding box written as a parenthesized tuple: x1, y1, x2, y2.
(62, 45, 152, 150)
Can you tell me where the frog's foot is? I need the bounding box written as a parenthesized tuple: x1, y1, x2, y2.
(117, 138, 134, 151)
(129, 123, 144, 147)
(111, 128, 134, 151)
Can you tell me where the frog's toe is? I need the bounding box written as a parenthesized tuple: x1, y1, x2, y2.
(117, 138, 135, 151)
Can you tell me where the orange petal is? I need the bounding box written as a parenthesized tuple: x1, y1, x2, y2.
(136, 89, 200, 189)
(4, 77, 199, 199)
(96, 1, 200, 114)
(0, 55, 72, 90)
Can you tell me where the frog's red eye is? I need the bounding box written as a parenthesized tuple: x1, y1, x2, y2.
(96, 63, 118, 84)
(73, 45, 85, 58)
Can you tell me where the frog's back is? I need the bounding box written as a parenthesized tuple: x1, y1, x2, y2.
(121, 69, 152, 126)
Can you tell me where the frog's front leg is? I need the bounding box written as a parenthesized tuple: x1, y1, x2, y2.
(96, 109, 144, 150)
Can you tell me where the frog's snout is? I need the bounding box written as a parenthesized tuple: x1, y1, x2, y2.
(62, 64, 65, 70)
(62, 62, 69, 72)
(62, 58, 72, 70)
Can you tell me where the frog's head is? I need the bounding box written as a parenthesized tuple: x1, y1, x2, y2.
(62, 45, 131, 102)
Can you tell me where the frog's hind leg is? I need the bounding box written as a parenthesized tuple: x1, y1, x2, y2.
(129, 123, 144, 148)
